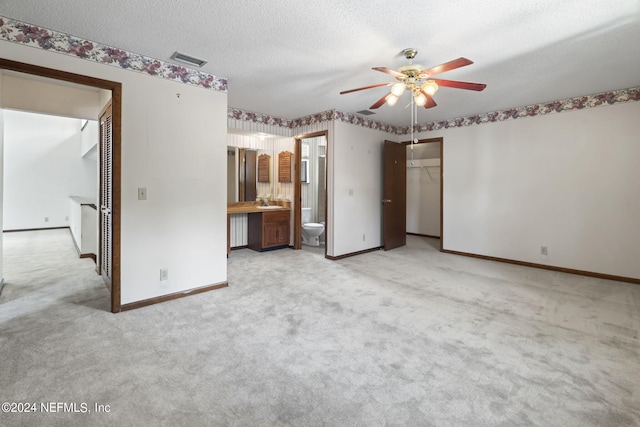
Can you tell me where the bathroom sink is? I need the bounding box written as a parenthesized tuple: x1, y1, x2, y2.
(257, 205, 283, 209)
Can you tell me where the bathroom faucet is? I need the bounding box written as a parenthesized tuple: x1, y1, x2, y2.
(262, 196, 269, 206)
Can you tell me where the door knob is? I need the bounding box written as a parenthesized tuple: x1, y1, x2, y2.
(382, 199, 392, 203)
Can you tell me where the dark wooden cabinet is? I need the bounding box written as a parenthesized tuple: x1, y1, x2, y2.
(248, 210, 290, 251)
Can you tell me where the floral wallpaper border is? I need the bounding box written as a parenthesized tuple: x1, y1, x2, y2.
(413, 86, 640, 133)
(0, 16, 227, 92)
(229, 86, 640, 135)
(227, 108, 403, 134)
(227, 108, 294, 128)
(228, 87, 640, 135)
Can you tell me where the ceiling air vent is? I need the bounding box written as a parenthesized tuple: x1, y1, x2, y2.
(170, 51, 208, 67)
(357, 110, 375, 116)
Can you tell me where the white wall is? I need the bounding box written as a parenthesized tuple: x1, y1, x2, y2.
(3, 110, 96, 230)
(121, 77, 227, 304)
(0, 72, 4, 281)
(422, 101, 640, 280)
(3, 73, 103, 120)
(81, 120, 99, 158)
(331, 121, 396, 257)
(1, 39, 228, 305)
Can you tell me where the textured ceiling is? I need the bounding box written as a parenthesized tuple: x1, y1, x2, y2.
(1, 0, 639, 127)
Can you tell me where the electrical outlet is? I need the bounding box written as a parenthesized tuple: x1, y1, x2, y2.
(363, 234, 366, 241)
(65, 216, 69, 221)
(160, 268, 168, 281)
(44, 217, 49, 223)
(540, 246, 548, 256)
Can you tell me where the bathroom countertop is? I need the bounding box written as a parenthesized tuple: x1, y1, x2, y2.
(227, 202, 291, 214)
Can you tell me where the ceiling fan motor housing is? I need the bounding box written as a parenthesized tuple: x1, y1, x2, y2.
(402, 48, 418, 60)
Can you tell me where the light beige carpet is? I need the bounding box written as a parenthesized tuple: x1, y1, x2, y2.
(1, 229, 639, 426)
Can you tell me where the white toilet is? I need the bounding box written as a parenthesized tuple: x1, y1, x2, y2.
(301, 208, 324, 246)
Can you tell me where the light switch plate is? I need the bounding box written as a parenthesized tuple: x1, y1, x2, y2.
(138, 187, 147, 200)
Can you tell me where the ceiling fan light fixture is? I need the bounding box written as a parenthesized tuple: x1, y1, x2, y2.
(414, 91, 427, 107)
(390, 82, 406, 97)
(422, 80, 439, 96)
(386, 93, 399, 106)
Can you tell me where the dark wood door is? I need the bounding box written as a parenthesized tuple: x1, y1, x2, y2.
(383, 140, 406, 250)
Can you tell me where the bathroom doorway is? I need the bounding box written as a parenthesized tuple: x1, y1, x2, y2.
(294, 131, 328, 256)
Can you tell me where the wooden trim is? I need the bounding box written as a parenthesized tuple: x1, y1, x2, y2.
(278, 151, 293, 183)
(0, 58, 123, 314)
(440, 138, 444, 252)
(294, 130, 328, 139)
(120, 282, 229, 311)
(400, 137, 443, 145)
(293, 131, 328, 253)
(326, 246, 382, 260)
(442, 249, 640, 285)
(3, 226, 69, 233)
(80, 253, 97, 263)
(407, 232, 441, 239)
(0, 58, 123, 90)
(323, 133, 329, 258)
(257, 153, 270, 183)
(293, 139, 302, 249)
(230, 245, 249, 250)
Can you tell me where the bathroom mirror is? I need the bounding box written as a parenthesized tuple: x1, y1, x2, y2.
(301, 159, 309, 183)
(227, 144, 275, 202)
(227, 133, 295, 203)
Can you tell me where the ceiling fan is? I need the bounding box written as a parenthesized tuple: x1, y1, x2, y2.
(340, 48, 486, 110)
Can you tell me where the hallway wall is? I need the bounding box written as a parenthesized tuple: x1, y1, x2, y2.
(3, 110, 96, 230)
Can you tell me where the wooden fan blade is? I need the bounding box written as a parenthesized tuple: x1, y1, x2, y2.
(372, 67, 406, 79)
(421, 91, 437, 109)
(370, 94, 390, 109)
(340, 82, 391, 95)
(430, 78, 486, 91)
(422, 57, 473, 77)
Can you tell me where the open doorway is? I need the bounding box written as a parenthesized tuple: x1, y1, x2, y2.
(406, 138, 442, 240)
(293, 131, 328, 256)
(0, 58, 122, 313)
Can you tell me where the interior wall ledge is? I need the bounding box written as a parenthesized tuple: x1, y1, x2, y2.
(0, 15, 227, 92)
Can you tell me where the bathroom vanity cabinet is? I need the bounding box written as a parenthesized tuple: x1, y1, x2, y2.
(248, 210, 290, 251)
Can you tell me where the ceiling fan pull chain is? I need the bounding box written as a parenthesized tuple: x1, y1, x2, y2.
(410, 97, 415, 165)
